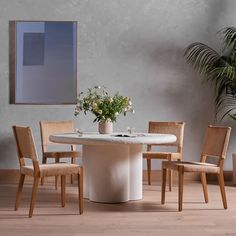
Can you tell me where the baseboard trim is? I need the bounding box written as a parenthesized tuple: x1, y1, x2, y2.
(0, 169, 233, 184)
(0, 169, 20, 184)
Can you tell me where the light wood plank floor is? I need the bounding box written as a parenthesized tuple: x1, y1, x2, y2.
(0, 181, 236, 236)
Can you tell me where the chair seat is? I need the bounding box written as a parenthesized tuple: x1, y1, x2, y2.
(21, 163, 81, 177)
(143, 151, 181, 160)
(162, 161, 220, 173)
(43, 151, 81, 158)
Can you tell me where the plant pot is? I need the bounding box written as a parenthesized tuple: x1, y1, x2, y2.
(98, 120, 113, 134)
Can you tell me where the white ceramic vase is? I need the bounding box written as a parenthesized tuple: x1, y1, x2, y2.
(98, 120, 113, 134)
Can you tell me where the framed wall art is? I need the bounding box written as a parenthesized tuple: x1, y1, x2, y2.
(9, 21, 78, 104)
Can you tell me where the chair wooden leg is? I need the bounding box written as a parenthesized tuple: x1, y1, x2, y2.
(178, 166, 184, 211)
(167, 155, 173, 191)
(55, 158, 60, 190)
(41, 156, 47, 185)
(55, 176, 59, 190)
(78, 167, 83, 214)
(29, 177, 40, 218)
(168, 169, 173, 192)
(217, 171, 227, 209)
(161, 168, 167, 204)
(61, 175, 66, 207)
(147, 159, 151, 185)
(15, 174, 25, 211)
(200, 172, 208, 203)
(70, 157, 76, 184)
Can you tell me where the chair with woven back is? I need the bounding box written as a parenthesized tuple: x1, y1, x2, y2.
(143, 121, 185, 191)
(12, 125, 83, 218)
(39, 120, 82, 188)
(161, 125, 231, 211)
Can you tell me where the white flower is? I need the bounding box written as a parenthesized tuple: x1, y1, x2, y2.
(98, 86, 101, 89)
(107, 118, 111, 122)
(115, 112, 119, 116)
(129, 100, 132, 106)
(110, 98, 113, 102)
(124, 108, 127, 112)
(98, 110, 102, 114)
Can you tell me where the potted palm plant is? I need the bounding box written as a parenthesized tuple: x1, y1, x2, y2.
(184, 27, 236, 120)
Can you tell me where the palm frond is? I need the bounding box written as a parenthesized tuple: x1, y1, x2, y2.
(221, 107, 236, 120)
(215, 93, 236, 111)
(184, 43, 222, 75)
(209, 66, 236, 81)
(221, 27, 236, 51)
(229, 113, 236, 121)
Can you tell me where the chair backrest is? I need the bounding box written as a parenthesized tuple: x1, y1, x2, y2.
(12, 126, 39, 171)
(202, 125, 231, 159)
(40, 120, 75, 145)
(148, 121, 185, 152)
(39, 120, 75, 152)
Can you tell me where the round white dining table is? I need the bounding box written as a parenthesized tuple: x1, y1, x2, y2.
(49, 132, 176, 203)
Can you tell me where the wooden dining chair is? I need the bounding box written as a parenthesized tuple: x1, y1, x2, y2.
(40, 120, 82, 188)
(143, 121, 185, 190)
(12, 125, 83, 218)
(161, 125, 231, 211)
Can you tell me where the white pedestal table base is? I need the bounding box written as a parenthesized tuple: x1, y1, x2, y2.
(83, 144, 143, 203)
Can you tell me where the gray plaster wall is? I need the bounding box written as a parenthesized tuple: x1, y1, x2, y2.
(0, 0, 236, 170)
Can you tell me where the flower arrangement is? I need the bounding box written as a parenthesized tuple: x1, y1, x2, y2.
(74, 86, 134, 122)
